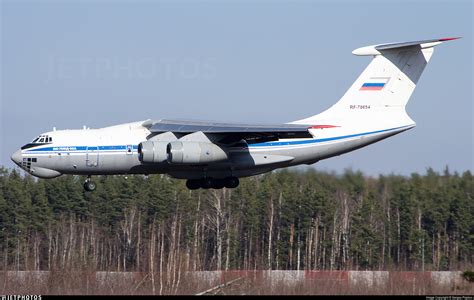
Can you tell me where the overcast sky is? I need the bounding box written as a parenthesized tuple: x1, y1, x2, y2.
(1, 0, 472, 176)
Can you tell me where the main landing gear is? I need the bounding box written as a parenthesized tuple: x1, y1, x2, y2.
(82, 176, 239, 191)
(83, 176, 97, 192)
(186, 177, 239, 190)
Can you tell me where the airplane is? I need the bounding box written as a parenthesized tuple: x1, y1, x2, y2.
(11, 37, 459, 191)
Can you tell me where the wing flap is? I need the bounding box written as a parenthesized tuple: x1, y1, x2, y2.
(148, 119, 313, 142)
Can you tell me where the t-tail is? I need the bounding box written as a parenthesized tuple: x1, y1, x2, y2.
(292, 37, 460, 133)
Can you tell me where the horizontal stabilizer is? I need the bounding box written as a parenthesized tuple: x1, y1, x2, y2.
(352, 37, 461, 56)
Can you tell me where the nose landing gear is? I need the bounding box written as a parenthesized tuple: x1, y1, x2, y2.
(83, 176, 96, 192)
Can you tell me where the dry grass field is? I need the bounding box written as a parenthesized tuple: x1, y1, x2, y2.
(1, 270, 472, 295)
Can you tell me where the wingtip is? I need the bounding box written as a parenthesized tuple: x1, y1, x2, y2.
(439, 37, 462, 42)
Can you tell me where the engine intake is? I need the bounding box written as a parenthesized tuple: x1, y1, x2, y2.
(138, 141, 169, 163)
(167, 141, 228, 164)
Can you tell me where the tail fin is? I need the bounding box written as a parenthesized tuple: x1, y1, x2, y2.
(293, 37, 460, 128)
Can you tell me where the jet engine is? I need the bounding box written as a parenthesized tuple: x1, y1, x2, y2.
(167, 141, 228, 164)
(138, 141, 169, 163)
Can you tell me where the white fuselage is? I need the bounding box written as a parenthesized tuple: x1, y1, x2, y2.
(12, 120, 414, 180)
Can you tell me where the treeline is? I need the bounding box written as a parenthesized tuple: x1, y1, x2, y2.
(0, 167, 472, 273)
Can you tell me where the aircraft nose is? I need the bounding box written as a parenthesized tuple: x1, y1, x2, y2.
(11, 149, 22, 166)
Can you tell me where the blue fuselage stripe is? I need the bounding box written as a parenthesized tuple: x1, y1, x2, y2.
(25, 145, 138, 152)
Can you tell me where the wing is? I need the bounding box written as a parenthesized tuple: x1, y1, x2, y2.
(144, 119, 313, 144)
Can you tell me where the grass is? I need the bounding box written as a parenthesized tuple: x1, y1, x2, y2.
(1, 270, 473, 295)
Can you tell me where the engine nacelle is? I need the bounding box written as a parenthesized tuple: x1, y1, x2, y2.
(167, 141, 228, 164)
(138, 141, 169, 163)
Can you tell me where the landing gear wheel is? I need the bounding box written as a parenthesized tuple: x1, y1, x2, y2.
(224, 177, 239, 189)
(186, 179, 201, 190)
(84, 180, 96, 192)
(200, 178, 213, 189)
(211, 179, 225, 189)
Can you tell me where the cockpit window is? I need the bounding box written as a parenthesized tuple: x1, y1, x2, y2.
(22, 134, 53, 150)
(30, 135, 52, 143)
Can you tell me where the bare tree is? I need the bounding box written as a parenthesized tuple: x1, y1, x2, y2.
(267, 195, 274, 270)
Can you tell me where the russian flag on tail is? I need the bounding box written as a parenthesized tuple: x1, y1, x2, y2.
(360, 77, 390, 91)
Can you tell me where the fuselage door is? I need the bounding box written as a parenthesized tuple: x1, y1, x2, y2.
(86, 146, 99, 167)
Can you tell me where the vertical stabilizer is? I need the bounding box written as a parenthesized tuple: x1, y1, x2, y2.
(292, 38, 460, 129)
